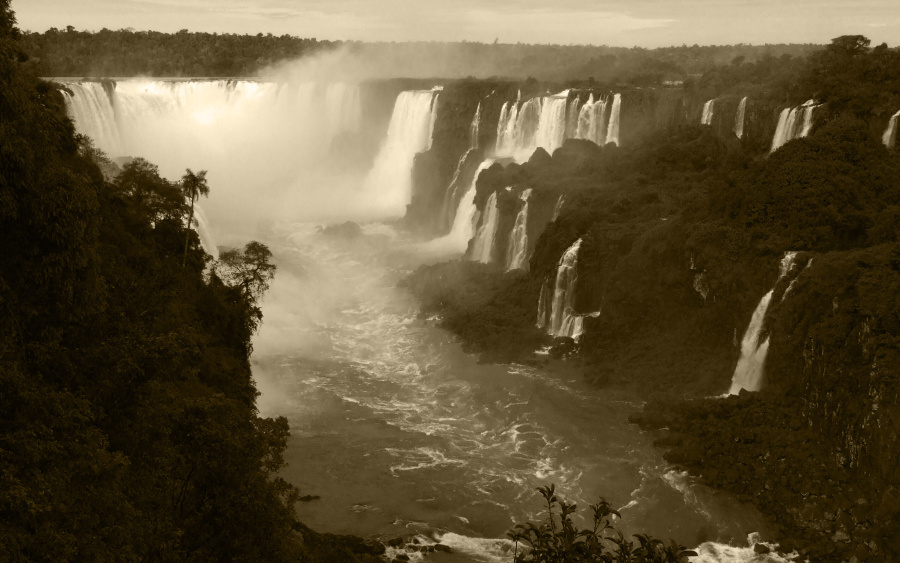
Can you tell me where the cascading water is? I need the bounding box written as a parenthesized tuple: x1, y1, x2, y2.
(576, 94, 609, 146)
(506, 188, 533, 271)
(728, 252, 799, 395)
(734, 97, 747, 139)
(883, 110, 900, 148)
(605, 93, 622, 146)
(770, 100, 817, 153)
(435, 159, 496, 252)
(426, 93, 440, 150)
(469, 101, 482, 149)
(535, 91, 570, 154)
(496, 90, 620, 161)
(441, 103, 485, 230)
(537, 238, 585, 339)
(62, 82, 121, 150)
(364, 89, 439, 215)
(60, 74, 788, 561)
(470, 191, 500, 263)
(565, 96, 581, 139)
(60, 78, 377, 227)
(700, 99, 715, 126)
(193, 203, 219, 260)
(552, 194, 565, 221)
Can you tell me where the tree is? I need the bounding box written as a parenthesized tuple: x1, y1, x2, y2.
(507, 484, 696, 562)
(181, 168, 209, 267)
(214, 241, 277, 302)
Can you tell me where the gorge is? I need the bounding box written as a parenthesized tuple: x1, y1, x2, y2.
(11, 22, 900, 563)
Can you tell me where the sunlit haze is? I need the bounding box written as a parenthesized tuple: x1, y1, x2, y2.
(16, 0, 900, 47)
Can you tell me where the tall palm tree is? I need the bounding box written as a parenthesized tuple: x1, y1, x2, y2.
(181, 168, 209, 268)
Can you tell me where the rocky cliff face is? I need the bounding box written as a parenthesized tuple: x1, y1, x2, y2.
(405, 107, 900, 559)
(404, 80, 795, 237)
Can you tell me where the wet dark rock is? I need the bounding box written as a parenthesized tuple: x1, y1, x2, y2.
(319, 221, 363, 239)
(434, 543, 452, 552)
(753, 542, 771, 554)
(387, 537, 404, 547)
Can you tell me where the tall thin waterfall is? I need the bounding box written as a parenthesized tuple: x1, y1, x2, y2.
(506, 189, 533, 271)
(441, 102, 487, 230)
(193, 203, 219, 260)
(700, 99, 715, 126)
(470, 191, 500, 263)
(770, 100, 817, 153)
(439, 159, 497, 252)
(575, 94, 609, 146)
(728, 251, 799, 395)
(734, 97, 748, 139)
(537, 238, 585, 339)
(565, 97, 581, 139)
(605, 94, 622, 146)
(883, 110, 900, 148)
(535, 91, 570, 154)
(364, 90, 438, 212)
(426, 93, 440, 150)
(552, 195, 565, 221)
(469, 102, 482, 149)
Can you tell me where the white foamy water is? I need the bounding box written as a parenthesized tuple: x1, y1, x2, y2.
(62, 76, 790, 563)
(252, 223, 783, 562)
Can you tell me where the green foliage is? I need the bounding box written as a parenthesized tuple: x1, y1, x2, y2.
(799, 35, 900, 118)
(21, 27, 335, 77)
(180, 167, 209, 267)
(215, 241, 277, 301)
(508, 485, 695, 562)
(21, 25, 821, 82)
(0, 7, 323, 560)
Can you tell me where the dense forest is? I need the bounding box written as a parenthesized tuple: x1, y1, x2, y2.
(21, 24, 820, 83)
(0, 3, 394, 560)
(1, 2, 712, 561)
(405, 35, 900, 561)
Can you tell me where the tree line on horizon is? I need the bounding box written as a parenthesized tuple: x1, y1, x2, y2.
(19, 24, 825, 83)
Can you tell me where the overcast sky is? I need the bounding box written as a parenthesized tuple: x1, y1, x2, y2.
(14, 0, 900, 47)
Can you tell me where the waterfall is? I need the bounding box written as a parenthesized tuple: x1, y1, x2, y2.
(728, 252, 799, 395)
(495, 90, 586, 161)
(535, 91, 570, 155)
(470, 191, 500, 263)
(469, 102, 482, 149)
(61, 82, 121, 150)
(799, 101, 816, 137)
(576, 94, 609, 146)
(770, 100, 817, 153)
(604, 94, 622, 146)
(538, 238, 585, 339)
(62, 78, 364, 175)
(734, 97, 747, 139)
(193, 202, 219, 260)
(438, 158, 496, 252)
(552, 195, 565, 221)
(364, 90, 438, 213)
(700, 99, 715, 126)
(537, 277, 552, 329)
(883, 110, 900, 148)
(506, 188, 533, 271)
(426, 93, 440, 150)
(442, 102, 488, 230)
(565, 96, 582, 139)
(494, 90, 620, 160)
(62, 80, 364, 161)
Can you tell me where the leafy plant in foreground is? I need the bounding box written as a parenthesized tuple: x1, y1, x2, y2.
(507, 484, 696, 562)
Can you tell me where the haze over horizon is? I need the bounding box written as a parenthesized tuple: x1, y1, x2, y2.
(15, 0, 900, 48)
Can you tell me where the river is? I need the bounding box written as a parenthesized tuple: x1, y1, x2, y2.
(251, 222, 788, 563)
